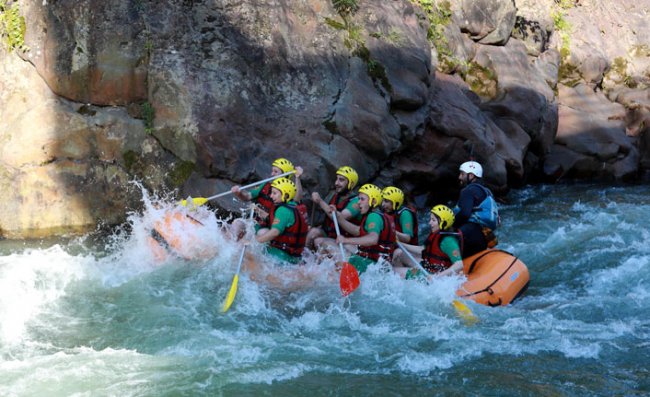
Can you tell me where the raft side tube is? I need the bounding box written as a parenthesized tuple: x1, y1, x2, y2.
(457, 249, 530, 306)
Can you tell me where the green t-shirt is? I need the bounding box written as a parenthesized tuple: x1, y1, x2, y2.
(440, 235, 462, 264)
(265, 202, 300, 264)
(362, 211, 384, 235)
(324, 192, 362, 222)
(270, 201, 297, 234)
(249, 182, 268, 201)
(397, 207, 415, 239)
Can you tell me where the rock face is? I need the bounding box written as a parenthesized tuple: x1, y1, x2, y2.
(0, 0, 648, 238)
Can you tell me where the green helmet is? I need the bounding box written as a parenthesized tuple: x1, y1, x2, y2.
(271, 177, 297, 202)
(336, 166, 359, 190)
(381, 186, 404, 211)
(431, 205, 454, 230)
(272, 158, 295, 174)
(358, 184, 382, 208)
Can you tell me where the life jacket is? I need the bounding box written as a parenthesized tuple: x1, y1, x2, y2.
(421, 230, 463, 274)
(396, 205, 419, 245)
(254, 182, 274, 228)
(468, 184, 500, 230)
(269, 202, 308, 257)
(323, 191, 358, 238)
(357, 210, 396, 262)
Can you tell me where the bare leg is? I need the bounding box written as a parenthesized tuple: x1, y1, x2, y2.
(306, 227, 324, 250)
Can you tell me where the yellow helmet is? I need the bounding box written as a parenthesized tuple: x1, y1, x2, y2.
(431, 205, 455, 230)
(381, 186, 404, 211)
(358, 184, 382, 208)
(336, 166, 359, 190)
(271, 177, 297, 202)
(272, 158, 295, 174)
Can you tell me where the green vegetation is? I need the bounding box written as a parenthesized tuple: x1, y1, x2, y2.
(332, 0, 358, 16)
(323, 9, 392, 93)
(367, 59, 391, 92)
(553, 8, 578, 86)
(607, 56, 637, 88)
(141, 102, 155, 134)
(461, 61, 498, 99)
(410, 0, 456, 73)
(0, 0, 28, 52)
(324, 17, 346, 31)
(552, 10, 571, 58)
(554, 0, 577, 9)
(169, 160, 195, 187)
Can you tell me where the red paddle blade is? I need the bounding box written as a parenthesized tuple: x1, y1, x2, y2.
(340, 262, 360, 297)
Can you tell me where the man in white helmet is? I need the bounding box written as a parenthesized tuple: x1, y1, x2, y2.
(453, 161, 499, 256)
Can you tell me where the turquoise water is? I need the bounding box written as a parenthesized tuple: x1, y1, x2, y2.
(1, 184, 649, 396)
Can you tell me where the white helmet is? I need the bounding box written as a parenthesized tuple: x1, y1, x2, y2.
(459, 161, 483, 178)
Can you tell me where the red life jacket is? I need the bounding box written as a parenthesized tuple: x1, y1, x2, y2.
(357, 210, 396, 262)
(323, 192, 358, 238)
(421, 230, 463, 273)
(395, 205, 419, 245)
(254, 182, 274, 228)
(269, 202, 309, 257)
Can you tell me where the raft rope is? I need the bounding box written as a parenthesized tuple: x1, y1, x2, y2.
(459, 249, 521, 306)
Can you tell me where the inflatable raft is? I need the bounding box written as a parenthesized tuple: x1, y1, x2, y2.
(147, 209, 215, 262)
(456, 249, 530, 306)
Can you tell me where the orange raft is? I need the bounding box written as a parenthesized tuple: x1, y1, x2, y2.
(147, 210, 213, 262)
(456, 249, 530, 306)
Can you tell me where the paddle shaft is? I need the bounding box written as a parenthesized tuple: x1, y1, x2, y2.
(396, 241, 427, 273)
(331, 212, 347, 261)
(206, 170, 295, 201)
(396, 241, 477, 322)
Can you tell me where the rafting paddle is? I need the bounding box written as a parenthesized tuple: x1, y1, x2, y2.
(181, 170, 296, 206)
(221, 206, 255, 313)
(332, 212, 359, 296)
(221, 245, 247, 313)
(395, 241, 478, 325)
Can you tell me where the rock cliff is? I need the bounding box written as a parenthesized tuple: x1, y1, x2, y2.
(0, 0, 648, 238)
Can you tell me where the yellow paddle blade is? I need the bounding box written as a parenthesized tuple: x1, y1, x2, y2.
(180, 197, 209, 208)
(221, 274, 240, 313)
(452, 299, 479, 326)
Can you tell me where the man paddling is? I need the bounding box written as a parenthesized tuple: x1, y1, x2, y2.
(255, 177, 308, 264)
(231, 158, 303, 235)
(307, 166, 362, 253)
(334, 184, 395, 273)
(380, 186, 418, 245)
(392, 205, 464, 278)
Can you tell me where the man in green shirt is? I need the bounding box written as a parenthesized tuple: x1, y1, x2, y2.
(230, 157, 303, 236)
(380, 186, 418, 245)
(335, 184, 395, 273)
(255, 177, 308, 264)
(307, 166, 363, 254)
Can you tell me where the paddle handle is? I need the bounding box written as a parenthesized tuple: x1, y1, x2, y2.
(205, 170, 295, 201)
(331, 212, 347, 261)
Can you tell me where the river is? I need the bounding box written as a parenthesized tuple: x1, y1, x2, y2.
(0, 184, 648, 396)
